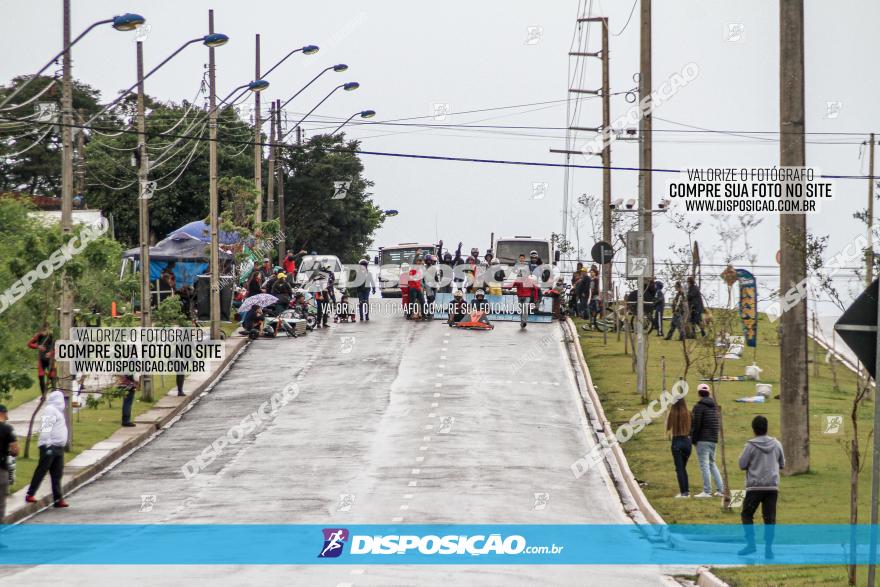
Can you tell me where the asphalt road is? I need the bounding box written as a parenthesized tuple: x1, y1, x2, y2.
(2, 300, 685, 586)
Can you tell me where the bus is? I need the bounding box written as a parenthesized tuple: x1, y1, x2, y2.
(493, 236, 558, 291)
(376, 242, 438, 297)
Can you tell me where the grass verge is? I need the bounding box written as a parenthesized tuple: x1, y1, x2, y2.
(574, 313, 872, 585)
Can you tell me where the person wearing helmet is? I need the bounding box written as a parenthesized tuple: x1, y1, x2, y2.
(423, 254, 439, 311)
(447, 289, 469, 325)
(472, 289, 490, 313)
(438, 252, 454, 294)
(408, 256, 427, 320)
(514, 254, 539, 328)
(355, 258, 376, 321)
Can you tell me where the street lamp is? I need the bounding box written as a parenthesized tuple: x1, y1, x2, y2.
(208, 73, 270, 340)
(87, 33, 229, 126)
(0, 12, 146, 109)
(248, 41, 318, 222)
(276, 64, 349, 113)
(281, 81, 359, 140)
(331, 109, 376, 135)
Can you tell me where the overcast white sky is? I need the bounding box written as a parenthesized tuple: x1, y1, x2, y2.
(2, 1, 879, 310)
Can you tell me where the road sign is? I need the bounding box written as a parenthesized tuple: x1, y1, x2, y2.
(626, 231, 653, 278)
(835, 278, 880, 378)
(591, 241, 614, 265)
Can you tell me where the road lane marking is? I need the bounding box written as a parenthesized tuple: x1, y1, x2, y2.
(412, 469, 421, 474)
(392, 516, 404, 522)
(408, 481, 418, 487)
(431, 402, 438, 407)
(404, 494, 414, 499)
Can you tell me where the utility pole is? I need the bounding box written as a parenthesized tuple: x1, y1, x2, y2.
(633, 0, 653, 401)
(276, 100, 286, 260)
(600, 18, 612, 295)
(60, 0, 74, 446)
(75, 109, 86, 197)
(266, 101, 275, 220)
(136, 40, 153, 401)
(639, 0, 653, 233)
(779, 0, 809, 475)
(254, 34, 263, 222)
(868, 133, 876, 286)
(208, 9, 221, 340)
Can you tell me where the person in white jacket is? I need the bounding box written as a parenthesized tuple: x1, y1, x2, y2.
(25, 390, 69, 507)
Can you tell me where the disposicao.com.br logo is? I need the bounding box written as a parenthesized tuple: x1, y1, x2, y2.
(318, 528, 563, 558)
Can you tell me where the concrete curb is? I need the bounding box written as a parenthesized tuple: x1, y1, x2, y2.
(3, 336, 249, 525)
(563, 319, 731, 587)
(696, 566, 730, 587)
(562, 317, 665, 524)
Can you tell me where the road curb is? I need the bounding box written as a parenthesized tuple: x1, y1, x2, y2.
(696, 566, 730, 587)
(562, 317, 665, 524)
(3, 336, 249, 525)
(564, 319, 732, 586)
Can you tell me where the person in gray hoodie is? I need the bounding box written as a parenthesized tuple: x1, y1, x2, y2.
(737, 415, 785, 557)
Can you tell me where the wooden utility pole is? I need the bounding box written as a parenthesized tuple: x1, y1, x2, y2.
(600, 18, 612, 294)
(60, 0, 74, 446)
(779, 0, 809, 474)
(254, 34, 263, 222)
(266, 101, 275, 220)
(276, 100, 286, 260)
(75, 109, 86, 197)
(208, 9, 221, 340)
(136, 39, 153, 401)
(639, 0, 652, 233)
(868, 133, 876, 286)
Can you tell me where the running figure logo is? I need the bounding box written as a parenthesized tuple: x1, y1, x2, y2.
(318, 528, 349, 558)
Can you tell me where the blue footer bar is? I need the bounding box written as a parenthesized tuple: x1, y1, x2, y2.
(1, 524, 880, 565)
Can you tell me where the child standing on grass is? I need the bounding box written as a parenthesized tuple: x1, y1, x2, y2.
(665, 397, 692, 498)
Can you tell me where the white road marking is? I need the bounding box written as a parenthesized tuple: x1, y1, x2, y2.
(404, 494, 414, 499)
(431, 402, 438, 407)
(408, 481, 418, 487)
(392, 516, 404, 522)
(412, 468, 421, 475)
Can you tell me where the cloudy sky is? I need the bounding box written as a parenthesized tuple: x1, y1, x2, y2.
(2, 0, 878, 310)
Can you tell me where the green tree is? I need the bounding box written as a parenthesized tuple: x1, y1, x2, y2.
(0, 197, 125, 399)
(0, 75, 103, 195)
(277, 134, 383, 262)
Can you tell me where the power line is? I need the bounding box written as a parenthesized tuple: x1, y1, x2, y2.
(2, 113, 876, 179)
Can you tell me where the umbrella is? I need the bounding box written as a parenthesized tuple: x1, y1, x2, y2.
(238, 294, 278, 315)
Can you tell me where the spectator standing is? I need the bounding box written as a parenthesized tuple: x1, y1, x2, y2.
(118, 374, 138, 428)
(0, 404, 19, 522)
(691, 383, 724, 498)
(356, 259, 376, 321)
(737, 415, 785, 558)
(664, 282, 686, 341)
(25, 390, 69, 508)
(666, 397, 692, 498)
(687, 276, 706, 337)
(653, 280, 666, 337)
(27, 324, 56, 398)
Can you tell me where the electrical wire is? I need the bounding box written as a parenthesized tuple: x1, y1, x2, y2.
(613, 0, 639, 36)
(3, 113, 876, 179)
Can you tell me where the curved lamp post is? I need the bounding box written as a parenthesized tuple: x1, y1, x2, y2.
(0, 13, 146, 109)
(274, 63, 348, 113)
(281, 81, 359, 141)
(87, 33, 229, 126)
(332, 109, 376, 134)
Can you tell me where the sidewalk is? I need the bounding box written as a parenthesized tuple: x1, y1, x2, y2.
(3, 335, 249, 525)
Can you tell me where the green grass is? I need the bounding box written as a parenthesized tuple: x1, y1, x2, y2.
(575, 313, 873, 585)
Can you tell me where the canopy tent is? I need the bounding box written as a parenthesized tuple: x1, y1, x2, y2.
(122, 232, 232, 286)
(169, 219, 241, 246)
